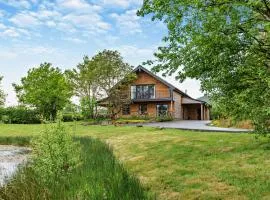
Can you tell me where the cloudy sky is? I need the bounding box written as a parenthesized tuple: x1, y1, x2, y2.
(0, 0, 203, 106)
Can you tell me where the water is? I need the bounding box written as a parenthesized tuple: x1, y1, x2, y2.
(0, 146, 30, 186)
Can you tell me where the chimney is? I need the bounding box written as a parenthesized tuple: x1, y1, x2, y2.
(185, 89, 187, 94)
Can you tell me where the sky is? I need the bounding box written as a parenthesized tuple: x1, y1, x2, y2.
(0, 0, 203, 106)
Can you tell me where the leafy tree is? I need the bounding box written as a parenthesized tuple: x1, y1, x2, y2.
(92, 50, 136, 120)
(0, 76, 5, 106)
(13, 63, 72, 120)
(65, 56, 98, 119)
(138, 0, 270, 134)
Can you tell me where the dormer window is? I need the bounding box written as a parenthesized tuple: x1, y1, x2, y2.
(131, 85, 155, 99)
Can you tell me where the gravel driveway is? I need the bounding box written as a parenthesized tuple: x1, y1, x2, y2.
(141, 120, 251, 133)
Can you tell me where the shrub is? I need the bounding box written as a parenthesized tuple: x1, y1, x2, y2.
(62, 113, 83, 122)
(156, 114, 173, 122)
(0, 106, 41, 124)
(31, 119, 81, 189)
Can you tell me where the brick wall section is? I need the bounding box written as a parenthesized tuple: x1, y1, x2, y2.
(173, 91, 182, 119)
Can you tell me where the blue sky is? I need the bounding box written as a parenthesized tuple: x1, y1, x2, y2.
(0, 0, 203, 105)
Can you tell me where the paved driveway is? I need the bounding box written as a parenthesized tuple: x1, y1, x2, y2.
(142, 120, 251, 133)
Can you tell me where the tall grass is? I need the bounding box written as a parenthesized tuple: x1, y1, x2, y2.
(0, 136, 31, 146)
(0, 137, 154, 199)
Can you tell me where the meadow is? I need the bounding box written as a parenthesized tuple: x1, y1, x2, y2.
(0, 123, 269, 199)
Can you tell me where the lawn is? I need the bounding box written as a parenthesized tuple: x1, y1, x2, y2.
(0, 123, 269, 200)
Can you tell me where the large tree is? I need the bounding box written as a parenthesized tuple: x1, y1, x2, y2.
(0, 76, 5, 106)
(13, 63, 72, 120)
(92, 50, 136, 120)
(65, 56, 99, 119)
(138, 0, 270, 133)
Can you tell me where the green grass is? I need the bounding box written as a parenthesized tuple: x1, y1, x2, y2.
(0, 123, 269, 199)
(0, 137, 153, 200)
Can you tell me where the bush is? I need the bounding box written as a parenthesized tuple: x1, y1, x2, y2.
(31, 119, 81, 189)
(156, 114, 173, 122)
(62, 113, 83, 122)
(0, 106, 41, 124)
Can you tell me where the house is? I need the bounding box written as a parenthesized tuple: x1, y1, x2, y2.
(100, 66, 210, 120)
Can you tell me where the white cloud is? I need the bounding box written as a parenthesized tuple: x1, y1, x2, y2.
(46, 21, 56, 27)
(0, 10, 5, 19)
(57, 0, 91, 10)
(0, 0, 32, 9)
(36, 10, 61, 20)
(10, 12, 40, 27)
(112, 45, 155, 66)
(0, 28, 20, 37)
(0, 23, 6, 29)
(64, 37, 86, 44)
(111, 9, 142, 34)
(62, 13, 111, 33)
(0, 50, 17, 59)
(101, 0, 143, 8)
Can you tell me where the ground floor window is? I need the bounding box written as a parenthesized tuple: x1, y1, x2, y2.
(122, 104, 130, 115)
(139, 104, 147, 115)
(157, 104, 168, 116)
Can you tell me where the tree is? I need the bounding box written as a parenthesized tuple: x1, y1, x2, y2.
(65, 56, 98, 119)
(138, 0, 270, 134)
(13, 63, 72, 120)
(92, 50, 136, 120)
(0, 76, 5, 106)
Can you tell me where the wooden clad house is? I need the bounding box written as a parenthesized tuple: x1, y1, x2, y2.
(101, 66, 210, 120)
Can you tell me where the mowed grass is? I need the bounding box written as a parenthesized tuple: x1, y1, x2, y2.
(0, 123, 269, 199)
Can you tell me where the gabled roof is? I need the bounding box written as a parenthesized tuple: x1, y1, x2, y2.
(134, 65, 191, 98)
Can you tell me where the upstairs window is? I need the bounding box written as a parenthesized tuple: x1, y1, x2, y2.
(131, 85, 155, 99)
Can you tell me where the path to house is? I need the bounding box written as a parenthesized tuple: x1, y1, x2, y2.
(141, 120, 251, 133)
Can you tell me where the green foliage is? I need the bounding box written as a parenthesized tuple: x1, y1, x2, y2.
(92, 50, 136, 119)
(0, 136, 31, 146)
(13, 63, 73, 120)
(138, 0, 270, 134)
(31, 118, 81, 188)
(0, 76, 5, 106)
(66, 56, 99, 119)
(0, 137, 153, 199)
(80, 96, 97, 119)
(62, 113, 83, 122)
(156, 114, 173, 122)
(0, 106, 41, 124)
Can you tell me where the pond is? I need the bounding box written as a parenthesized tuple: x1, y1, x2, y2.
(0, 145, 30, 186)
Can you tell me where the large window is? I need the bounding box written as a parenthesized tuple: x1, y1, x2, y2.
(131, 85, 155, 99)
(139, 104, 147, 115)
(122, 104, 130, 115)
(157, 104, 168, 116)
